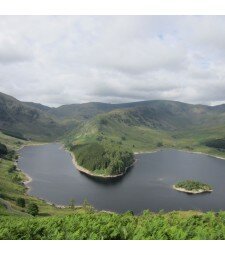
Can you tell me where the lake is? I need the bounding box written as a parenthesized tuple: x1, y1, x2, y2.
(18, 143, 225, 214)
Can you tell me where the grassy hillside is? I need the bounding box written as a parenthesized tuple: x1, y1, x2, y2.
(2, 90, 225, 151)
(0, 132, 27, 151)
(23, 102, 52, 112)
(64, 102, 225, 160)
(0, 132, 85, 217)
(0, 92, 66, 141)
(61, 100, 225, 129)
(48, 102, 116, 121)
(0, 157, 85, 217)
(64, 111, 174, 151)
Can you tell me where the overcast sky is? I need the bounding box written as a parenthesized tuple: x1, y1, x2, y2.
(0, 16, 225, 106)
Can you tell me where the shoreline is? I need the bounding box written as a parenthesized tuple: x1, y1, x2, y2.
(16, 142, 222, 206)
(18, 143, 225, 183)
(16, 144, 70, 208)
(134, 149, 160, 155)
(22, 171, 33, 186)
(16, 142, 50, 191)
(16, 159, 33, 192)
(19, 141, 50, 150)
(134, 148, 225, 161)
(16, 142, 136, 209)
(16, 142, 53, 196)
(180, 149, 225, 161)
(68, 148, 137, 179)
(172, 185, 213, 194)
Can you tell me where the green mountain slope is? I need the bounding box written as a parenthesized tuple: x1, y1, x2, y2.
(65, 101, 225, 156)
(23, 102, 52, 112)
(101, 101, 225, 130)
(48, 102, 116, 121)
(60, 100, 225, 137)
(2, 91, 225, 155)
(0, 92, 65, 141)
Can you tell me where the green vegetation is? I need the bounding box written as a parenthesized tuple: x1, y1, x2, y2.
(0, 155, 89, 217)
(0, 142, 18, 162)
(2, 91, 225, 159)
(27, 203, 39, 216)
(1, 130, 27, 140)
(0, 131, 27, 151)
(73, 141, 134, 176)
(174, 180, 212, 193)
(0, 133, 89, 217)
(2, 93, 225, 239)
(62, 102, 225, 161)
(0, 92, 66, 141)
(69, 199, 76, 209)
(64, 111, 175, 154)
(2, 210, 225, 239)
(16, 198, 26, 208)
(204, 138, 225, 150)
(0, 143, 7, 156)
(0, 130, 224, 240)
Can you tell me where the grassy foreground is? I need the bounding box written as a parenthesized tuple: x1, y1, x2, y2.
(1, 210, 225, 240)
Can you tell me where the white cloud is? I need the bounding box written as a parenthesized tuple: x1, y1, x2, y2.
(0, 37, 32, 64)
(0, 16, 225, 106)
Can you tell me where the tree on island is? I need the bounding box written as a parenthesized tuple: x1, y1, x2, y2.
(174, 180, 212, 193)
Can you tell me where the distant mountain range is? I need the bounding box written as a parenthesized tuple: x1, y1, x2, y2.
(1, 92, 225, 150)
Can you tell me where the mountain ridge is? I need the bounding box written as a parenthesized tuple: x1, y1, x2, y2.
(0, 92, 65, 141)
(1, 91, 225, 148)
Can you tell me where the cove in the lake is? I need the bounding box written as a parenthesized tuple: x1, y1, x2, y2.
(18, 143, 225, 214)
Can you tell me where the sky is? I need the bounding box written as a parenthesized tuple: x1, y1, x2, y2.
(0, 16, 225, 106)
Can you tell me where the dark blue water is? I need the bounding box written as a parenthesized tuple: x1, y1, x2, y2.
(18, 143, 225, 214)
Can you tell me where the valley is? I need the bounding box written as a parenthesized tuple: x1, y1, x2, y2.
(1, 91, 225, 239)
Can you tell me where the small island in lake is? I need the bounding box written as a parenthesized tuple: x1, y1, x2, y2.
(173, 180, 213, 194)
